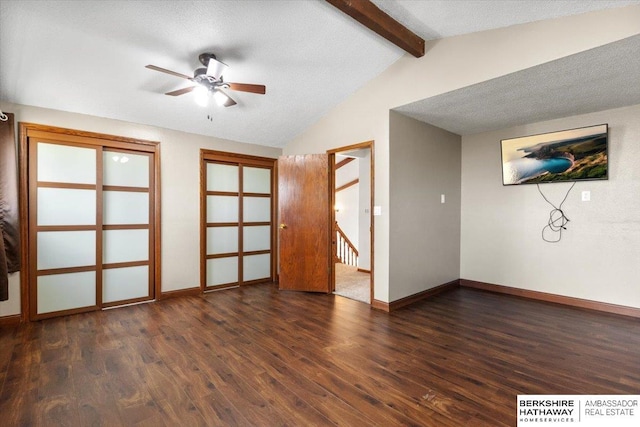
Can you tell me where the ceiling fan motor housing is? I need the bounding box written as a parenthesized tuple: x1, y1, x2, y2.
(198, 53, 217, 66)
(194, 67, 208, 78)
(193, 68, 229, 90)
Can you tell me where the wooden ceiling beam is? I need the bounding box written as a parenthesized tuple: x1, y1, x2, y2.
(326, 0, 425, 58)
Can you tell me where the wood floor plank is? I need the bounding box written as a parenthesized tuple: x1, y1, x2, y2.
(0, 285, 638, 426)
(72, 364, 125, 426)
(208, 292, 486, 425)
(222, 330, 377, 426)
(139, 359, 209, 426)
(0, 382, 39, 426)
(34, 394, 79, 427)
(189, 388, 254, 427)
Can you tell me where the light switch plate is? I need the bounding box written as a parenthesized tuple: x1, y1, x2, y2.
(373, 206, 382, 216)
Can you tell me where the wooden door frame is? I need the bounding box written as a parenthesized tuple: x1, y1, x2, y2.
(19, 123, 161, 321)
(327, 140, 374, 304)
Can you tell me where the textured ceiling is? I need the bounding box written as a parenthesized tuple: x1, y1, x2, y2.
(371, 0, 640, 40)
(1, 1, 638, 147)
(394, 34, 640, 135)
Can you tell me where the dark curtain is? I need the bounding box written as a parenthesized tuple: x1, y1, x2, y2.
(0, 112, 20, 301)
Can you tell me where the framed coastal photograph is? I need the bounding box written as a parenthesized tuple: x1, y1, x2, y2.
(501, 124, 608, 185)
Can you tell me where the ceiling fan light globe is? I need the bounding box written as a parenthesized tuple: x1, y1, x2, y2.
(194, 85, 209, 107)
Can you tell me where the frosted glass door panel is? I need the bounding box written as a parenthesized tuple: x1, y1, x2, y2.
(37, 272, 96, 314)
(103, 229, 149, 264)
(38, 143, 96, 184)
(243, 197, 271, 222)
(243, 226, 270, 252)
(103, 191, 149, 225)
(207, 195, 239, 222)
(207, 163, 238, 192)
(243, 254, 270, 281)
(207, 227, 238, 254)
(37, 231, 96, 270)
(38, 188, 96, 225)
(206, 257, 238, 286)
(103, 266, 149, 303)
(243, 167, 271, 194)
(103, 152, 149, 187)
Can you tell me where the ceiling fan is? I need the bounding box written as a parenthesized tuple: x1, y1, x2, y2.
(145, 53, 266, 108)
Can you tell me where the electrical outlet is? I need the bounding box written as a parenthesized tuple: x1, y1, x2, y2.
(581, 191, 591, 202)
(440, 194, 445, 204)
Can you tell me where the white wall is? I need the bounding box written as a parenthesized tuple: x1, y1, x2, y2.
(284, 5, 640, 303)
(389, 112, 461, 301)
(358, 151, 371, 271)
(0, 101, 281, 317)
(461, 104, 640, 308)
(335, 157, 360, 249)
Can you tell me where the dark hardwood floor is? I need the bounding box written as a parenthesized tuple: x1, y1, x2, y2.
(0, 285, 638, 426)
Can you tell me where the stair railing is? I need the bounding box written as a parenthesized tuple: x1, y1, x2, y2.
(335, 222, 358, 267)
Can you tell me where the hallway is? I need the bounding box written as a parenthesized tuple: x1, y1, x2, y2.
(334, 263, 370, 304)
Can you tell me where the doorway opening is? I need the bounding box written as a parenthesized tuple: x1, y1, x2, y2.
(328, 141, 374, 304)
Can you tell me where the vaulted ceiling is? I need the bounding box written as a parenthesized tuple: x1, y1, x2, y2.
(1, 1, 638, 147)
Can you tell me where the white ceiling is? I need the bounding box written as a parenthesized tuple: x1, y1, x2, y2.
(1, 1, 638, 147)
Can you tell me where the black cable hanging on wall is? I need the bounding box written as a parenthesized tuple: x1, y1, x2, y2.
(536, 182, 576, 243)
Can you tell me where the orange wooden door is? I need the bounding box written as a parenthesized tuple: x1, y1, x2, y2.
(278, 154, 330, 292)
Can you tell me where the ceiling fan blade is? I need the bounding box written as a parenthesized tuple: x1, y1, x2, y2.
(145, 64, 192, 80)
(165, 86, 196, 96)
(228, 83, 266, 94)
(218, 89, 237, 107)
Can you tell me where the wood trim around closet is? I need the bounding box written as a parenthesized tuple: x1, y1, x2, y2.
(18, 123, 161, 321)
(200, 149, 277, 292)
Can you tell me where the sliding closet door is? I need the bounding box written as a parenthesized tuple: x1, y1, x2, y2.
(201, 150, 276, 290)
(21, 124, 160, 320)
(205, 162, 240, 288)
(102, 150, 154, 307)
(242, 166, 272, 282)
(32, 141, 99, 316)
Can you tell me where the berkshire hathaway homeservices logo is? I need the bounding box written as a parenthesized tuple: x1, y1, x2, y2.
(517, 395, 639, 426)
